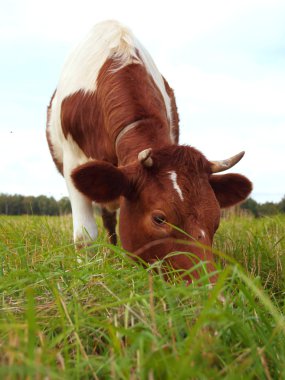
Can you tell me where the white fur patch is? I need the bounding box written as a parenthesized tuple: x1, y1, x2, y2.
(168, 171, 184, 201)
(57, 20, 139, 98)
(63, 137, 98, 243)
(200, 229, 206, 239)
(48, 20, 174, 163)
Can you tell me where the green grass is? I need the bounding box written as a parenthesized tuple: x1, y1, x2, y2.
(0, 214, 284, 379)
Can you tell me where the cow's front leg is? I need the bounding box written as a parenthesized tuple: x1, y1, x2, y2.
(70, 189, 98, 245)
(63, 151, 98, 246)
(67, 176, 98, 245)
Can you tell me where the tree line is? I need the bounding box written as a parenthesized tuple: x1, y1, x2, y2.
(0, 193, 284, 217)
(0, 194, 71, 216)
(241, 196, 285, 217)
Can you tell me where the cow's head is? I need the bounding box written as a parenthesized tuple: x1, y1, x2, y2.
(72, 145, 252, 283)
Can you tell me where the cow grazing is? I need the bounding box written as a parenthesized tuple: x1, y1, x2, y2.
(46, 20, 252, 283)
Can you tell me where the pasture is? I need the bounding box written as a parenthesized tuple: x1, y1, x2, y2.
(0, 214, 284, 379)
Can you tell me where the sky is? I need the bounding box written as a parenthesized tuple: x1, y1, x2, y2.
(0, 0, 284, 203)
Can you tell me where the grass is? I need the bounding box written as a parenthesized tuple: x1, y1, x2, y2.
(0, 214, 284, 379)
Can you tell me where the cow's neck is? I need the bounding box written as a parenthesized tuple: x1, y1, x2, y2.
(115, 118, 173, 166)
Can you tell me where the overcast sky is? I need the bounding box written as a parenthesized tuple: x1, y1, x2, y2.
(0, 0, 284, 203)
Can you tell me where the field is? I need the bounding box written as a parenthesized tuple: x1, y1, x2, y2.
(0, 214, 284, 379)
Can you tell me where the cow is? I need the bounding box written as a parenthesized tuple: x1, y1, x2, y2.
(46, 20, 252, 283)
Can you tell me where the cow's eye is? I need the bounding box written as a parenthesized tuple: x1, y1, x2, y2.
(152, 214, 166, 226)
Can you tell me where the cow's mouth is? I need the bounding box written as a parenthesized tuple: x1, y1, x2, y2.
(129, 237, 217, 283)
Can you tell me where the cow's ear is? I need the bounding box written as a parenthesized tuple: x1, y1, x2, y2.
(209, 173, 252, 208)
(71, 161, 130, 203)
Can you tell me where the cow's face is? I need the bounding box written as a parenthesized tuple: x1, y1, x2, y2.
(72, 145, 252, 283)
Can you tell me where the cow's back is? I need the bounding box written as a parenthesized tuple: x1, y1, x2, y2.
(46, 20, 177, 172)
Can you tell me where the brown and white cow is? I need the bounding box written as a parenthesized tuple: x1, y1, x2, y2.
(46, 20, 252, 283)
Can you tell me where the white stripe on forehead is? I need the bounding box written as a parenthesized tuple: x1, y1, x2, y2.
(168, 171, 184, 201)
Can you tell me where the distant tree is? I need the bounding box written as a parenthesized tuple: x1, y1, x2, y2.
(58, 197, 72, 215)
(258, 202, 279, 216)
(9, 194, 24, 215)
(0, 193, 72, 216)
(23, 196, 35, 214)
(278, 195, 285, 213)
(0, 194, 9, 214)
(240, 198, 260, 217)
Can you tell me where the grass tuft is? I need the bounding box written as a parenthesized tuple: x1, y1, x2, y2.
(0, 214, 284, 379)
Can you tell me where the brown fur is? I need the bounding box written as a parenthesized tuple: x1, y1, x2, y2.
(72, 145, 252, 283)
(60, 60, 175, 165)
(47, 34, 252, 283)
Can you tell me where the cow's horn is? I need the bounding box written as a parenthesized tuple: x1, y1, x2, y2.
(210, 151, 245, 173)
(138, 148, 153, 167)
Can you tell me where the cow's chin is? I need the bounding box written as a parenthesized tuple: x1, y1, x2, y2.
(125, 238, 218, 285)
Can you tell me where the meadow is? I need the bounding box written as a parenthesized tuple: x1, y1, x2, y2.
(0, 214, 284, 379)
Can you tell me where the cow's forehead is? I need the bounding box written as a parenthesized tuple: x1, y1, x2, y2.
(138, 165, 211, 206)
(133, 168, 219, 232)
(150, 145, 211, 174)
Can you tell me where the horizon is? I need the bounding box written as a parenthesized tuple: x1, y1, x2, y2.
(0, 191, 284, 205)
